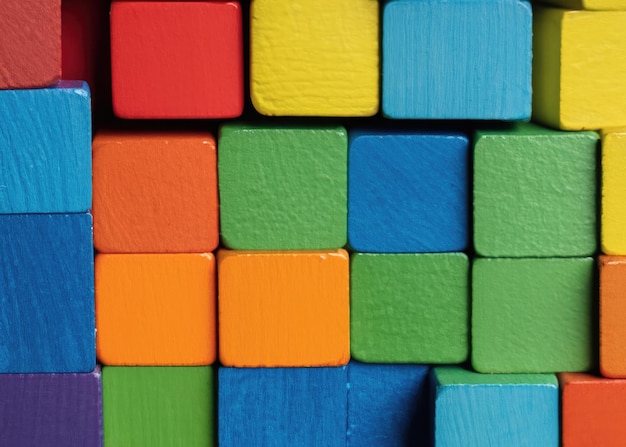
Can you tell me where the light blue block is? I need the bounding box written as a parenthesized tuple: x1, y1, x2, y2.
(382, 0, 532, 119)
(0, 81, 92, 213)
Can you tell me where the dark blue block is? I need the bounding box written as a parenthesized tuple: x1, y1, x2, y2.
(348, 362, 430, 447)
(219, 366, 347, 447)
(0, 213, 95, 372)
(348, 132, 469, 253)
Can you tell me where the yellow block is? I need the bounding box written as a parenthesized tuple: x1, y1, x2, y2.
(602, 129, 626, 254)
(250, 0, 379, 117)
(541, 0, 626, 10)
(533, 8, 626, 130)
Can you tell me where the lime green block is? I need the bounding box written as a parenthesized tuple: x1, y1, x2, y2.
(472, 258, 595, 373)
(351, 253, 469, 363)
(103, 366, 215, 447)
(474, 122, 597, 257)
(218, 124, 347, 249)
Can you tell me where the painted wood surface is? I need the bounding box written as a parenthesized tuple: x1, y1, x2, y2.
(601, 129, 626, 254)
(599, 256, 626, 378)
(542, 0, 626, 9)
(96, 254, 216, 366)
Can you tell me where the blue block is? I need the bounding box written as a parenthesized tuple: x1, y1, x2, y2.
(348, 132, 469, 253)
(0, 81, 92, 213)
(219, 367, 347, 447)
(432, 367, 558, 447)
(382, 0, 532, 119)
(0, 214, 95, 373)
(347, 362, 430, 447)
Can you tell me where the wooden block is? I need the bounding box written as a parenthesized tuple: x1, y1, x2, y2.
(351, 253, 468, 363)
(93, 131, 219, 253)
(103, 366, 214, 447)
(601, 129, 626, 254)
(541, 0, 626, 9)
(433, 367, 558, 447)
(96, 254, 216, 366)
(219, 366, 346, 446)
(0, 0, 61, 88)
(533, 8, 626, 130)
(0, 82, 91, 214)
(347, 362, 430, 447)
(472, 257, 595, 373)
(218, 250, 349, 367)
(250, 0, 378, 116)
(0, 214, 94, 373)
(599, 256, 626, 378)
(560, 373, 626, 447)
(348, 132, 469, 253)
(110, 1, 243, 119)
(474, 123, 597, 257)
(0, 370, 102, 446)
(382, 0, 532, 119)
(219, 124, 347, 250)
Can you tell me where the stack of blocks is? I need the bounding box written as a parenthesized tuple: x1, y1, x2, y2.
(3, 0, 626, 446)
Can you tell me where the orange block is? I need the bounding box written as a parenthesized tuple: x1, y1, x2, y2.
(96, 254, 216, 365)
(93, 131, 219, 253)
(560, 373, 626, 447)
(218, 250, 350, 367)
(600, 256, 626, 378)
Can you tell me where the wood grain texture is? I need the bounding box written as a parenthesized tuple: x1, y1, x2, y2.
(541, 0, 626, 9)
(219, 366, 347, 447)
(218, 124, 347, 250)
(601, 129, 626, 254)
(382, 0, 531, 119)
(599, 256, 626, 378)
(0, 0, 61, 88)
(433, 367, 558, 447)
(218, 250, 350, 367)
(472, 257, 595, 373)
(474, 123, 597, 257)
(103, 366, 214, 447)
(350, 253, 468, 364)
(250, 0, 378, 116)
(0, 213, 94, 373)
(93, 131, 219, 253)
(110, 1, 243, 118)
(96, 254, 216, 366)
(0, 82, 92, 214)
(348, 132, 469, 253)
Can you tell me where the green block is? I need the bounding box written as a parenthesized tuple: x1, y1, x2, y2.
(472, 257, 595, 373)
(351, 253, 469, 363)
(218, 124, 347, 249)
(474, 122, 597, 257)
(103, 366, 215, 447)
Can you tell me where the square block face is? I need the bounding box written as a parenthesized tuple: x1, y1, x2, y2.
(0, 82, 91, 213)
(382, 0, 531, 119)
(96, 254, 216, 365)
(433, 367, 558, 447)
(474, 123, 597, 257)
(472, 258, 595, 373)
(219, 125, 347, 250)
(111, 1, 243, 118)
(0, 372, 102, 447)
(93, 132, 219, 253)
(103, 367, 214, 447)
(599, 256, 626, 378)
(218, 250, 350, 367)
(348, 133, 469, 253)
(0, 214, 94, 373)
(219, 367, 347, 447)
(351, 253, 469, 363)
(250, 0, 378, 116)
(601, 130, 626, 254)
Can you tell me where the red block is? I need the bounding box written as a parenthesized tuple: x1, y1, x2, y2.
(110, 1, 244, 119)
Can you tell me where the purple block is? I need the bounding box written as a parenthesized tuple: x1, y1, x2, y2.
(0, 369, 102, 446)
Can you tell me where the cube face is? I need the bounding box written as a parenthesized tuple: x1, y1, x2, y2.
(219, 125, 347, 250)
(599, 256, 626, 378)
(93, 132, 219, 253)
(382, 0, 532, 119)
(96, 254, 216, 366)
(601, 131, 626, 254)
(111, 1, 243, 119)
(474, 123, 597, 257)
(472, 258, 595, 373)
(103, 366, 214, 447)
(250, 0, 378, 116)
(351, 253, 469, 363)
(348, 133, 469, 253)
(218, 250, 350, 367)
